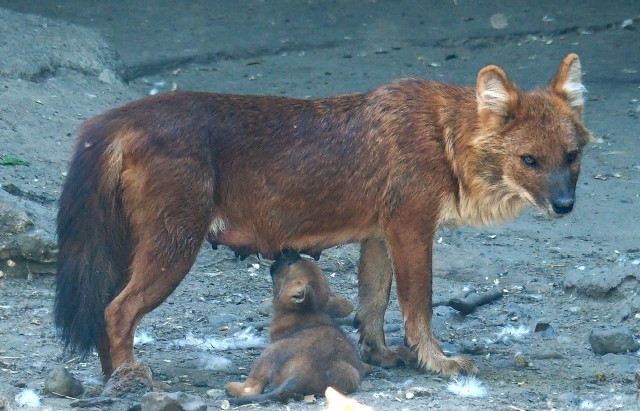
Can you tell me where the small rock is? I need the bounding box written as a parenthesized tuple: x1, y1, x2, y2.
(44, 366, 83, 398)
(589, 327, 639, 355)
(257, 299, 273, 316)
(406, 387, 430, 398)
(206, 388, 224, 399)
(360, 380, 374, 391)
(141, 392, 206, 411)
(514, 352, 529, 367)
(534, 322, 555, 337)
(220, 399, 230, 410)
(207, 313, 241, 329)
(534, 350, 563, 360)
(460, 341, 487, 355)
(558, 392, 577, 403)
(98, 68, 121, 85)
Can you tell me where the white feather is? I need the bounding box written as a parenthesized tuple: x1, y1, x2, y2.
(197, 353, 233, 371)
(15, 389, 41, 407)
(134, 330, 155, 346)
(175, 328, 266, 351)
(495, 325, 530, 343)
(447, 376, 487, 397)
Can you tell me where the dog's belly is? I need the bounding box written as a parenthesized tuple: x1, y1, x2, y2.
(209, 219, 374, 260)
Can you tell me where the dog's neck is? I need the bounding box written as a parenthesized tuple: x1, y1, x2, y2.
(436, 86, 530, 227)
(269, 310, 334, 341)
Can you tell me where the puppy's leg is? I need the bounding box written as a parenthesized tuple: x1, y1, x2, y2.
(226, 354, 273, 398)
(327, 360, 361, 394)
(385, 213, 475, 376)
(226, 378, 267, 398)
(355, 236, 402, 367)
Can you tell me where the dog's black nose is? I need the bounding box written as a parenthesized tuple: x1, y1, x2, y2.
(552, 198, 574, 214)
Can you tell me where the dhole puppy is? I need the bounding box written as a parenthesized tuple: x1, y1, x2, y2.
(55, 54, 590, 381)
(226, 251, 366, 404)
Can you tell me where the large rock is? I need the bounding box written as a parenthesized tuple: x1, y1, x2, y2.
(564, 267, 640, 298)
(44, 366, 83, 398)
(588, 327, 639, 355)
(0, 8, 121, 81)
(0, 189, 56, 277)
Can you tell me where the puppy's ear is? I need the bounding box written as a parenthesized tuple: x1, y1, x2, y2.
(476, 65, 518, 128)
(549, 53, 586, 118)
(325, 294, 354, 318)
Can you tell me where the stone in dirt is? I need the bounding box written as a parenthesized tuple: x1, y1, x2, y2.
(44, 366, 84, 398)
(0, 8, 121, 80)
(0, 190, 57, 277)
(141, 392, 207, 411)
(564, 267, 640, 298)
(588, 326, 639, 355)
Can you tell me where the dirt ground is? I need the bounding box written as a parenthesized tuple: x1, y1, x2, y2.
(0, 1, 639, 410)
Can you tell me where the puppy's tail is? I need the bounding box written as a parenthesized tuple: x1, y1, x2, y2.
(55, 117, 133, 355)
(229, 378, 299, 405)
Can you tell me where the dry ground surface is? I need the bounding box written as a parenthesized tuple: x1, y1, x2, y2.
(0, 1, 639, 410)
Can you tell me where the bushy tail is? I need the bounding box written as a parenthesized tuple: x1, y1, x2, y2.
(229, 378, 299, 405)
(55, 120, 132, 355)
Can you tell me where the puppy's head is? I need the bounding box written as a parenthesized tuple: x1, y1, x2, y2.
(271, 251, 353, 317)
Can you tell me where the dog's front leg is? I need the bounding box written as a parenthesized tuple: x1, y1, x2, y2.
(355, 236, 401, 367)
(384, 212, 476, 375)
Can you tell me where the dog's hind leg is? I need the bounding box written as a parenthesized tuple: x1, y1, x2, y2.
(104, 158, 215, 374)
(326, 360, 361, 394)
(354, 236, 402, 367)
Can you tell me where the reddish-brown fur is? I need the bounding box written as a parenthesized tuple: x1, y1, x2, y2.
(55, 54, 590, 380)
(225, 252, 366, 404)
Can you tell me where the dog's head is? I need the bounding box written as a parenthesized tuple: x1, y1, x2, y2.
(270, 251, 353, 317)
(472, 53, 592, 219)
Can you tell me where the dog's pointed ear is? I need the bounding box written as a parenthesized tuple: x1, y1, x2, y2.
(476, 65, 518, 126)
(325, 294, 354, 318)
(549, 53, 586, 118)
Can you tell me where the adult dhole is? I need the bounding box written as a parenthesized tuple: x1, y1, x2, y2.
(55, 54, 590, 380)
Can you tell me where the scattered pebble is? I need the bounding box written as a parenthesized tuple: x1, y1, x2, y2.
(141, 391, 207, 411)
(490, 13, 508, 29)
(206, 389, 224, 399)
(534, 322, 555, 337)
(257, 299, 272, 316)
(514, 352, 529, 367)
(588, 326, 639, 355)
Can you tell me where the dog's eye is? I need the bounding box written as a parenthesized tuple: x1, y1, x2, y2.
(566, 151, 578, 164)
(520, 154, 538, 168)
